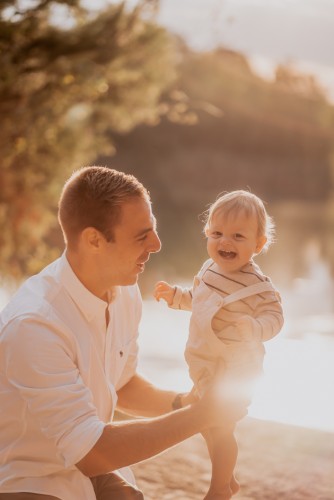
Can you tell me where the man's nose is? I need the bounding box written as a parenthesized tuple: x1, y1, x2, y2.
(148, 230, 161, 253)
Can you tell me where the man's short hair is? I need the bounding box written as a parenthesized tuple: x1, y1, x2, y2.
(58, 166, 149, 247)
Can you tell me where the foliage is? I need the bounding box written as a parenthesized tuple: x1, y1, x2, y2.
(0, 0, 177, 281)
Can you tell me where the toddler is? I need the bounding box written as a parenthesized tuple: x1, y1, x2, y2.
(154, 190, 284, 500)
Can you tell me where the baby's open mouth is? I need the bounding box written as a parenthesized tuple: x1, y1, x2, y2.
(218, 250, 237, 259)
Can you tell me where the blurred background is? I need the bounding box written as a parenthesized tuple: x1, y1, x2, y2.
(1, 0, 334, 433)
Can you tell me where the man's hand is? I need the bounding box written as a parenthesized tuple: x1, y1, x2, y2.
(180, 386, 199, 407)
(196, 372, 248, 429)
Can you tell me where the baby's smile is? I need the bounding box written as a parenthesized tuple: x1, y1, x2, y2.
(218, 250, 237, 259)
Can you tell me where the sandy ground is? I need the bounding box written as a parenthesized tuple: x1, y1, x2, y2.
(132, 417, 334, 500)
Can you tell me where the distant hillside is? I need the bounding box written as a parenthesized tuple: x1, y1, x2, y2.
(106, 49, 333, 201)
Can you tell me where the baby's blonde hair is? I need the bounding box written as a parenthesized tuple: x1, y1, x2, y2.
(204, 190, 275, 252)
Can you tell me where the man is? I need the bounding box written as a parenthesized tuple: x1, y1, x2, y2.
(0, 166, 242, 500)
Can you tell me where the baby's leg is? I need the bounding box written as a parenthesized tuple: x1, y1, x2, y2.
(202, 426, 239, 500)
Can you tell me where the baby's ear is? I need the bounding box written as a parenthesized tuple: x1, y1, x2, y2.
(255, 235, 267, 253)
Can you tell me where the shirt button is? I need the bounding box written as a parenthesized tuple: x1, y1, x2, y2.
(119, 351, 123, 357)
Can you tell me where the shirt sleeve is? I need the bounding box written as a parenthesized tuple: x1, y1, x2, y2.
(236, 290, 284, 342)
(250, 289, 284, 341)
(170, 260, 211, 311)
(170, 285, 193, 310)
(2, 316, 105, 467)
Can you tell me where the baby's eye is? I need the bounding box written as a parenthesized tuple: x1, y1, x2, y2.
(234, 233, 244, 239)
(212, 231, 222, 238)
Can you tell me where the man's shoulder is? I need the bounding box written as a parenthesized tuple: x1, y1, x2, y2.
(0, 258, 63, 329)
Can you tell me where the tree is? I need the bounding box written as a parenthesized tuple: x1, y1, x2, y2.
(0, 0, 176, 282)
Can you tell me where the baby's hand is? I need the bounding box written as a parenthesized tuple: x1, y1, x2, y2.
(235, 315, 255, 341)
(154, 281, 175, 306)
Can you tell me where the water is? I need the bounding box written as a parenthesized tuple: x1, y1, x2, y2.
(1, 285, 333, 433)
(138, 299, 334, 433)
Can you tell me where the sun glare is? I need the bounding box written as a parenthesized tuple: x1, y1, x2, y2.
(139, 300, 334, 433)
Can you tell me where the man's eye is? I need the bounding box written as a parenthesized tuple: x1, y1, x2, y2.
(138, 235, 148, 242)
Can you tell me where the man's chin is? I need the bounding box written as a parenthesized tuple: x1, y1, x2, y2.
(127, 274, 139, 286)
(119, 266, 144, 286)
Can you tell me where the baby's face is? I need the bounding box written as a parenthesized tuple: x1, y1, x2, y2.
(206, 209, 266, 273)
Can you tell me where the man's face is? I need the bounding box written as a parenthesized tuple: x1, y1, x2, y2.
(101, 196, 161, 287)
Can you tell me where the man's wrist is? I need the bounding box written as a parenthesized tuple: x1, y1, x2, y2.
(171, 393, 185, 411)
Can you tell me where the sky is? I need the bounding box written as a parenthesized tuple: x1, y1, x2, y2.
(82, 0, 334, 101)
(157, 0, 334, 64)
(156, 0, 334, 100)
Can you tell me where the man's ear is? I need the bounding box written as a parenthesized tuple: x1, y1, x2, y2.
(81, 227, 104, 252)
(255, 235, 267, 254)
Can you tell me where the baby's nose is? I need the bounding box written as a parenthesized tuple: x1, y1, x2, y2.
(219, 236, 232, 245)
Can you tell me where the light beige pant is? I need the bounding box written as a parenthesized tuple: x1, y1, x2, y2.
(0, 472, 144, 500)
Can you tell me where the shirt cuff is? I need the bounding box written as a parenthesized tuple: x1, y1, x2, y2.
(61, 418, 105, 468)
(170, 286, 183, 309)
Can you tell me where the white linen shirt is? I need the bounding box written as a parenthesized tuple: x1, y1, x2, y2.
(0, 254, 141, 500)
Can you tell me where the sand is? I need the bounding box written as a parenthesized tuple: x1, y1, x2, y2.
(132, 417, 334, 500)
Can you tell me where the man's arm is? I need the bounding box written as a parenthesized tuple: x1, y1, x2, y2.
(76, 383, 242, 477)
(116, 373, 192, 417)
(76, 403, 204, 477)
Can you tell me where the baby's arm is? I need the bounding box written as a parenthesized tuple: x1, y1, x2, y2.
(235, 291, 284, 342)
(154, 281, 193, 311)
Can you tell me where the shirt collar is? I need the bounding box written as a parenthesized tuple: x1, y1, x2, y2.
(58, 253, 109, 323)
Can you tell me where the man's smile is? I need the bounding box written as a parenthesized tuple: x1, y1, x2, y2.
(136, 256, 149, 271)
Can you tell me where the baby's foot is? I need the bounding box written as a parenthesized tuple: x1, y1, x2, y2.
(203, 484, 233, 500)
(230, 475, 240, 495)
